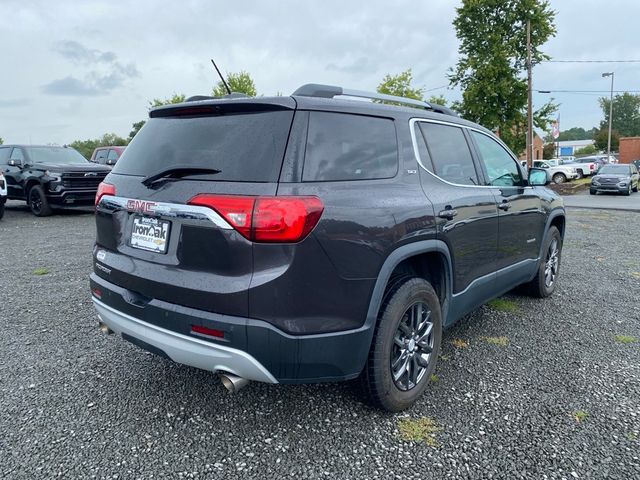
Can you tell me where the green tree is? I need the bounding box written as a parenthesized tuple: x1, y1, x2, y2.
(377, 69, 424, 101)
(594, 128, 620, 151)
(150, 93, 186, 108)
(212, 71, 257, 97)
(542, 143, 555, 159)
(574, 144, 597, 156)
(427, 94, 448, 107)
(449, 0, 557, 155)
(598, 92, 640, 138)
(0, 137, 3, 145)
(556, 126, 597, 141)
(70, 133, 127, 160)
(128, 120, 146, 142)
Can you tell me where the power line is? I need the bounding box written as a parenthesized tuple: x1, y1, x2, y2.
(543, 59, 640, 63)
(536, 89, 640, 93)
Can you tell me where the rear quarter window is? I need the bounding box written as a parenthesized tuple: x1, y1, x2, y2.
(302, 112, 398, 182)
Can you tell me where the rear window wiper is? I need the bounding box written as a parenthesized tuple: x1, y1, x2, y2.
(141, 166, 221, 186)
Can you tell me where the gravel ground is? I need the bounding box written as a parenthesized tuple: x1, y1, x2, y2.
(0, 201, 639, 479)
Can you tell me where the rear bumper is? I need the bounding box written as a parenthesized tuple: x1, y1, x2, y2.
(93, 297, 278, 383)
(90, 273, 372, 383)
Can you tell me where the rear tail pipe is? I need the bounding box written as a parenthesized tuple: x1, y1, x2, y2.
(218, 373, 249, 393)
(98, 320, 114, 335)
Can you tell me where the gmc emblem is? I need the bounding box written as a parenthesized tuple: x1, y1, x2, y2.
(126, 199, 157, 214)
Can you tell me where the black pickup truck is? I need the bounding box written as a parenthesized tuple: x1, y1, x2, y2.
(0, 145, 110, 216)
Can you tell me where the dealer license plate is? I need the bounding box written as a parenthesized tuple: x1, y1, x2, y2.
(130, 216, 171, 253)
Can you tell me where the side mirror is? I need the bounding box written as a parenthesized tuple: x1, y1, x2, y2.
(528, 168, 549, 186)
(106, 159, 115, 165)
(8, 159, 21, 167)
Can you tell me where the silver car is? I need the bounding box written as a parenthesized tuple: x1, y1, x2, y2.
(590, 164, 639, 196)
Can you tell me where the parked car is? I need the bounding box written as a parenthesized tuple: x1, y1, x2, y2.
(0, 145, 111, 216)
(90, 84, 565, 411)
(561, 158, 597, 178)
(0, 172, 7, 220)
(532, 160, 578, 183)
(590, 163, 639, 196)
(578, 155, 608, 172)
(90, 146, 126, 168)
(631, 159, 640, 172)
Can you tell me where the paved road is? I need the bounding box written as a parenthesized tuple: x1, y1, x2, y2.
(562, 189, 640, 212)
(0, 204, 639, 479)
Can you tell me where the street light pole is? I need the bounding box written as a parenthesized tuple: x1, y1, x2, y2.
(526, 19, 533, 167)
(602, 72, 614, 160)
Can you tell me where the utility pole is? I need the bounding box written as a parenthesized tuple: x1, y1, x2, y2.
(602, 72, 614, 160)
(526, 19, 533, 167)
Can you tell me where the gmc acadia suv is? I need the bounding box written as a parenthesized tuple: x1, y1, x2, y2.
(0, 145, 110, 216)
(90, 85, 565, 411)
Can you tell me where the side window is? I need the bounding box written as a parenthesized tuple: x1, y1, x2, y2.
(471, 131, 523, 187)
(412, 124, 434, 171)
(0, 147, 10, 164)
(419, 122, 479, 186)
(303, 112, 398, 182)
(95, 149, 108, 163)
(107, 149, 119, 161)
(10, 148, 24, 162)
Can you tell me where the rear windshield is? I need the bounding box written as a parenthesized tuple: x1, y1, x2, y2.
(112, 111, 294, 182)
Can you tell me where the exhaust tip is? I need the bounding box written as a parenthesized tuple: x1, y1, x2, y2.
(98, 321, 114, 335)
(219, 373, 249, 393)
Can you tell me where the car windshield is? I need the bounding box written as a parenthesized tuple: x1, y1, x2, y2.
(598, 165, 629, 175)
(26, 147, 88, 164)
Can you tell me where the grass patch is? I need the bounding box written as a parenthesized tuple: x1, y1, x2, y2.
(33, 268, 50, 276)
(615, 335, 637, 344)
(451, 339, 469, 348)
(397, 417, 442, 446)
(626, 432, 638, 441)
(630, 272, 640, 280)
(439, 354, 450, 361)
(487, 298, 520, 313)
(482, 336, 509, 347)
(430, 374, 439, 383)
(574, 410, 588, 422)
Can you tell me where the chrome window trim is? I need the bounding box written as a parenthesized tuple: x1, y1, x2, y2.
(409, 117, 532, 189)
(99, 195, 233, 229)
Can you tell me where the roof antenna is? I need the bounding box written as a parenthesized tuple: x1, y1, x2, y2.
(210, 59, 231, 95)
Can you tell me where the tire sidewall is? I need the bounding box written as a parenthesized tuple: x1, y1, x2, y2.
(537, 226, 562, 297)
(28, 185, 51, 217)
(369, 278, 442, 411)
(553, 173, 566, 184)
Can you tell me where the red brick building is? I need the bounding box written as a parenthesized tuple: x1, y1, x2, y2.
(518, 133, 544, 161)
(619, 137, 640, 164)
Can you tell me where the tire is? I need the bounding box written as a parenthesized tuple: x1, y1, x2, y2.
(0, 201, 4, 220)
(575, 170, 583, 180)
(624, 185, 632, 196)
(552, 173, 566, 184)
(633, 182, 638, 193)
(28, 185, 53, 217)
(589, 189, 596, 195)
(525, 226, 562, 298)
(363, 277, 442, 412)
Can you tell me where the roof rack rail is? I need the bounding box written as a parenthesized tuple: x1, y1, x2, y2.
(292, 83, 457, 117)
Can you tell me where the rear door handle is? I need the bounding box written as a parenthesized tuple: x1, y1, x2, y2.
(498, 202, 511, 211)
(438, 208, 458, 219)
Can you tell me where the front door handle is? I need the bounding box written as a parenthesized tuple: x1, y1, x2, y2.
(498, 201, 511, 211)
(438, 208, 458, 219)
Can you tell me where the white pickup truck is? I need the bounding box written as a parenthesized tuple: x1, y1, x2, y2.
(561, 158, 598, 179)
(532, 160, 578, 184)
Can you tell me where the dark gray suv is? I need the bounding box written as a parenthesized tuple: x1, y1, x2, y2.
(90, 84, 565, 411)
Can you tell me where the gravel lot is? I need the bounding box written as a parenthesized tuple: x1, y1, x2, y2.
(1, 201, 639, 479)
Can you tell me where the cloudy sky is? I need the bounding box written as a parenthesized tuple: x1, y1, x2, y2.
(1, 0, 638, 145)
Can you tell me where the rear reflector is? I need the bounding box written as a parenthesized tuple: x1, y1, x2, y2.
(191, 325, 225, 339)
(95, 182, 116, 206)
(188, 194, 324, 243)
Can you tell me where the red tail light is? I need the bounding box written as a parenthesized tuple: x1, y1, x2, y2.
(95, 182, 116, 206)
(191, 325, 225, 339)
(188, 194, 324, 243)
